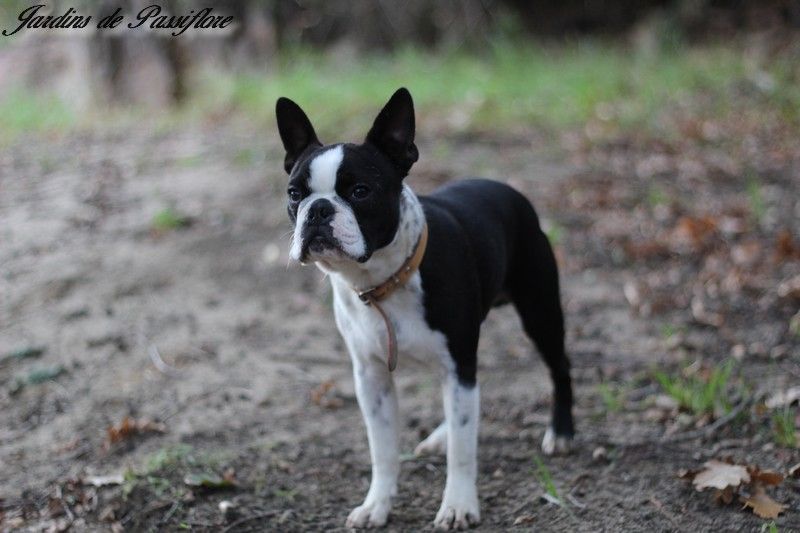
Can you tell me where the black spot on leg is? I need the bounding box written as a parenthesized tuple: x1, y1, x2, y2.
(460, 415, 469, 427)
(371, 394, 383, 416)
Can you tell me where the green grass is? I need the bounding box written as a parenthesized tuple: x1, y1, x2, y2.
(144, 444, 194, 473)
(761, 520, 779, 533)
(654, 360, 735, 417)
(648, 186, 669, 208)
(533, 454, 560, 502)
(772, 407, 798, 448)
(543, 220, 564, 247)
(191, 41, 781, 139)
(747, 174, 766, 225)
(0, 88, 75, 142)
(152, 207, 191, 232)
(3, 39, 799, 143)
(598, 382, 625, 413)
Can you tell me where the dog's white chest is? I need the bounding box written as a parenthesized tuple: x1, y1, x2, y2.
(330, 274, 449, 368)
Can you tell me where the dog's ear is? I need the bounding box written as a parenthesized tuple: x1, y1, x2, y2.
(365, 87, 418, 175)
(276, 97, 322, 174)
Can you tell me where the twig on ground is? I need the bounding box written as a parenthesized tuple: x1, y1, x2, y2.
(649, 496, 679, 526)
(661, 398, 750, 444)
(159, 500, 181, 525)
(148, 345, 185, 378)
(610, 398, 751, 447)
(55, 485, 74, 523)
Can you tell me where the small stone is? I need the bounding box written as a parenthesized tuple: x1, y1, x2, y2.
(654, 394, 679, 411)
(731, 344, 746, 361)
(592, 446, 608, 463)
(219, 500, 237, 519)
(513, 514, 535, 525)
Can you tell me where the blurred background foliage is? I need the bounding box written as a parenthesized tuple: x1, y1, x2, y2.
(0, 0, 798, 142)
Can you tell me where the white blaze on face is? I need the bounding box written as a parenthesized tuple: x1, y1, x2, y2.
(289, 145, 367, 262)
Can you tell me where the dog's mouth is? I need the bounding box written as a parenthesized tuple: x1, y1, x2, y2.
(298, 229, 371, 265)
(300, 227, 341, 262)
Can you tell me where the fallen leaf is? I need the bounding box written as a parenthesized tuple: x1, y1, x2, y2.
(693, 460, 750, 491)
(83, 474, 124, 487)
(513, 514, 535, 525)
(740, 485, 784, 519)
(183, 471, 236, 489)
(105, 416, 166, 447)
(749, 469, 783, 487)
(310, 379, 344, 409)
(765, 386, 800, 409)
(714, 486, 735, 504)
(9, 365, 67, 395)
(777, 275, 800, 301)
(671, 215, 718, 251)
(1, 346, 46, 364)
(775, 229, 800, 261)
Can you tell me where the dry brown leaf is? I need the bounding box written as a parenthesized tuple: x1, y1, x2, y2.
(714, 486, 735, 505)
(105, 416, 166, 447)
(740, 485, 785, 519)
(672, 215, 718, 250)
(310, 380, 344, 409)
(749, 469, 783, 487)
(777, 275, 800, 301)
(692, 460, 750, 491)
(775, 229, 800, 261)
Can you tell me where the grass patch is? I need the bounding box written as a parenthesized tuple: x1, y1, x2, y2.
(648, 185, 669, 208)
(144, 443, 194, 473)
(0, 88, 75, 142)
(598, 382, 626, 413)
(152, 207, 192, 232)
(771, 407, 798, 448)
(5, 39, 800, 144)
(761, 520, 779, 533)
(533, 454, 560, 502)
(120, 444, 237, 504)
(654, 360, 735, 417)
(543, 219, 563, 247)
(746, 174, 766, 226)
(190, 41, 783, 139)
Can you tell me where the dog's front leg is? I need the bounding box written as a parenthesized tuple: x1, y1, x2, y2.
(434, 374, 480, 530)
(346, 358, 400, 528)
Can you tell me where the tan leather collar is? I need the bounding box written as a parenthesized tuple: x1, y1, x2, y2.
(354, 224, 428, 372)
(357, 224, 428, 304)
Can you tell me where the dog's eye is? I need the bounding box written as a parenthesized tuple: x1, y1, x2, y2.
(287, 186, 302, 203)
(351, 184, 371, 200)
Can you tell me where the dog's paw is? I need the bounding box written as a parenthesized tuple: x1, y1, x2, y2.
(541, 427, 572, 456)
(346, 498, 391, 529)
(414, 423, 447, 456)
(434, 490, 480, 530)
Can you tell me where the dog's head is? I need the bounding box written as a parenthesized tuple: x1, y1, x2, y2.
(276, 88, 418, 265)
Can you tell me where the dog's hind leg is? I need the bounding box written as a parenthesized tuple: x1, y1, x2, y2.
(414, 421, 447, 456)
(509, 227, 575, 456)
(346, 358, 400, 528)
(433, 373, 481, 530)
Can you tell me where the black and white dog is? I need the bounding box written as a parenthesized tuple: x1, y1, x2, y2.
(275, 88, 574, 530)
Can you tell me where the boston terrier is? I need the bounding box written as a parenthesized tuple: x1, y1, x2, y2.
(275, 88, 574, 530)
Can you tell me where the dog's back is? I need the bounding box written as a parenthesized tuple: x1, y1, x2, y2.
(420, 178, 573, 445)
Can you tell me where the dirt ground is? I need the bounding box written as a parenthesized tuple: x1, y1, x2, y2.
(1, 122, 798, 532)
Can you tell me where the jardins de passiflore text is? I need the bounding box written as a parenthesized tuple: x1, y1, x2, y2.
(2, 4, 234, 37)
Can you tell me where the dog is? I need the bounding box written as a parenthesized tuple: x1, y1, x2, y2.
(275, 88, 574, 530)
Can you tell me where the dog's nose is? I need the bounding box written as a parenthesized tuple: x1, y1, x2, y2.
(307, 198, 335, 225)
